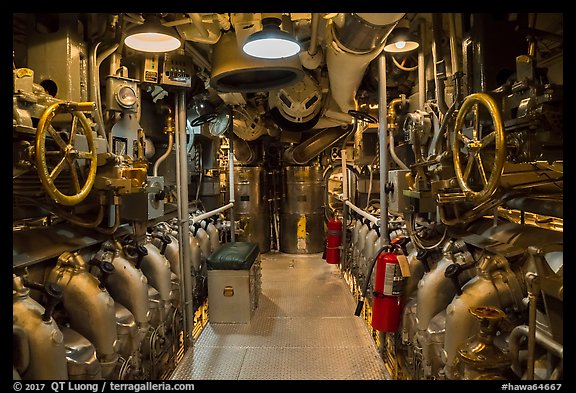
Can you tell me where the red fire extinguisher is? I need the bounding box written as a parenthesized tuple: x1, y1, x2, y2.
(371, 250, 404, 332)
(325, 218, 342, 264)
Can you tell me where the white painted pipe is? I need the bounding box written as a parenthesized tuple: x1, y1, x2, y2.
(345, 200, 379, 225)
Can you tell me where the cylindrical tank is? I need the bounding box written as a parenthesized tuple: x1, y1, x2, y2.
(198, 175, 221, 212)
(234, 166, 271, 253)
(280, 165, 325, 254)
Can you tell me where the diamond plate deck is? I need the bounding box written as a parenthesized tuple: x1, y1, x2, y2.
(171, 252, 390, 380)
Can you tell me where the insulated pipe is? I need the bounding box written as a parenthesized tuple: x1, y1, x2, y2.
(341, 145, 348, 201)
(378, 53, 389, 245)
(340, 145, 349, 268)
(229, 133, 236, 242)
(189, 13, 210, 38)
(190, 203, 234, 225)
(431, 14, 449, 114)
(417, 18, 427, 110)
(448, 13, 460, 75)
(309, 13, 320, 56)
(174, 91, 193, 348)
(326, 13, 403, 113)
(345, 200, 379, 225)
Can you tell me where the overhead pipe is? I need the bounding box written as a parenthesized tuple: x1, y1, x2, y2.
(284, 126, 353, 165)
(326, 13, 404, 114)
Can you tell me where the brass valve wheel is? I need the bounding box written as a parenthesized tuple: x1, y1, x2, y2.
(35, 102, 98, 206)
(452, 93, 506, 203)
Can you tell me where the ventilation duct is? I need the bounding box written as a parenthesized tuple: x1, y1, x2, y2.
(210, 31, 305, 93)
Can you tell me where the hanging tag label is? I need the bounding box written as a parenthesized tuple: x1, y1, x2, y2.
(397, 254, 411, 277)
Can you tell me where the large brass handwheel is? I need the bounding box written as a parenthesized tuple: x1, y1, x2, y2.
(35, 102, 98, 206)
(452, 93, 506, 203)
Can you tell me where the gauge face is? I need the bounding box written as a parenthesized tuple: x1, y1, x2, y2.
(115, 85, 138, 108)
(209, 110, 231, 136)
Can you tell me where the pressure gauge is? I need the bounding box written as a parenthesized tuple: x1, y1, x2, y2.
(115, 85, 138, 109)
(209, 107, 232, 136)
(106, 75, 140, 112)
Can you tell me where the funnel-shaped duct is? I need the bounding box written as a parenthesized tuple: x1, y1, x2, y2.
(210, 31, 305, 93)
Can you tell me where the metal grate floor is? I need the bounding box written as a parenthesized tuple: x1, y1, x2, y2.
(171, 252, 390, 380)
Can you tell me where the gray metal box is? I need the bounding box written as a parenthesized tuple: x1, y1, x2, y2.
(120, 176, 164, 221)
(388, 169, 411, 215)
(208, 259, 261, 323)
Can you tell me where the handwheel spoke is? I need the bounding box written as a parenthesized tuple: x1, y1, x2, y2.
(49, 156, 68, 181)
(45, 150, 64, 156)
(69, 116, 78, 145)
(69, 164, 82, 193)
(480, 131, 496, 147)
(463, 153, 475, 181)
(476, 154, 488, 185)
(458, 131, 471, 145)
(472, 103, 479, 140)
(47, 125, 70, 152)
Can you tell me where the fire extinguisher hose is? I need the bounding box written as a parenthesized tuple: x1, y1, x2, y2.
(354, 244, 394, 316)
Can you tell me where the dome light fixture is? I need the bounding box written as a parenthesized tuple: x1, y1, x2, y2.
(383, 18, 419, 53)
(242, 17, 301, 59)
(124, 14, 182, 53)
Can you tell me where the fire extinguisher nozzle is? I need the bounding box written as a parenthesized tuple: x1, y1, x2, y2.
(354, 300, 364, 317)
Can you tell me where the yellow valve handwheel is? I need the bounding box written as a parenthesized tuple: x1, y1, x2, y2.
(452, 93, 506, 203)
(35, 102, 98, 206)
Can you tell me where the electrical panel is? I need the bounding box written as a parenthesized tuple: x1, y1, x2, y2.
(160, 53, 194, 88)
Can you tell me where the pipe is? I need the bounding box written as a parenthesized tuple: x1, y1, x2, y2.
(340, 145, 349, 267)
(341, 146, 348, 201)
(153, 133, 173, 177)
(190, 203, 234, 225)
(431, 14, 449, 114)
(88, 42, 107, 141)
(378, 53, 389, 245)
(229, 133, 236, 242)
(389, 133, 410, 171)
(326, 13, 403, 113)
(418, 18, 427, 110)
(448, 13, 460, 74)
(345, 200, 379, 225)
(309, 13, 320, 56)
(174, 91, 193, 348)
(184, 41, 212, 72)
(526, 273, 538, 380)
(509, 324, 563, 378)
(189, 13, 209, 39)
(14, 192, 105, 229)
(195, 143, 203, 202)
(96, 194, 121, 235)
(386, 97, 409, 170)
(324, 109, 355, 124)
(448, 13, 464, 105)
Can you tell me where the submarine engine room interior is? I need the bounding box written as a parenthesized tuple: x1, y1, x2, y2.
(12, 12, 563, 381)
